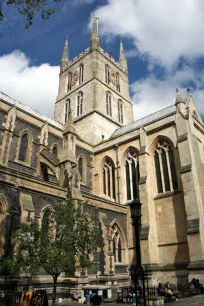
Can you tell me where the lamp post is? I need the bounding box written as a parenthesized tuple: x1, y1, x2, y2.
(130, 199, 146, 306)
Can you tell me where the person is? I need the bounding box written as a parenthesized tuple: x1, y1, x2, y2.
(90, 294, 101, 306)
(165, 282, 179, 301)
(157, 283, 165, 296)
(127, 284, 134, 304)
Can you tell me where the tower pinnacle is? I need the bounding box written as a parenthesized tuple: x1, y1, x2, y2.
(60, 36, 69, 73)
(90, 15, 100, 51)
(119, 37, 128, 73)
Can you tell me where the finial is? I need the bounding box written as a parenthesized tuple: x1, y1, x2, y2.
(187, 88, 191, 96)
(176, 88, 179, 95)
(90, 14, 100, 50)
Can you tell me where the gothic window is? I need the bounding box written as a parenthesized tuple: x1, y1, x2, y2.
(78, 155, 87, 184)
(65, 99, 71, 123)
(118, 100, 123, 123)
(112, 224, 124, 264)
(106, 92, 112, 116)
(52, 146, 58, 158)
(79, 64, 84, 84)
(77, 91, 83, 116)
(103, 158, 115, 199)
(125, 151, 140, 201)
(116, 73, 120, 92)
(154, 140, 178, 194)
(105, 65, 110, 84)
(19, 133, 28, 162)
(68, 72, 72, 91)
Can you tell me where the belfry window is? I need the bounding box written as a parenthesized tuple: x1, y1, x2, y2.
(19, 133, 29, 162)
(77, 92, 83, 116)
(103, 158, 115, 199)
(65, 99, 71, 123)
(116, 73, 120, 92)
(79, 64, 84, 84)
(125, 151, 140, 201)
(112, 224, 124, 264)
(154, 140, 178, 194)
(105, 65, 110, 84)
(118, 100, 123, 123)
(68, 72, 72, 91)
(106, 92, 112, 116)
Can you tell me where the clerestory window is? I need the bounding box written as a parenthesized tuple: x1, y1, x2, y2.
(105, 65, 110, 84)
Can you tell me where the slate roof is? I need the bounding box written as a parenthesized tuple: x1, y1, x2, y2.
(110, 104, 177, 139)
(0, 91, 63, 130)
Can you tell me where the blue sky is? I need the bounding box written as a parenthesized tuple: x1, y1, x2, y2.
(0, 0, 204, 121)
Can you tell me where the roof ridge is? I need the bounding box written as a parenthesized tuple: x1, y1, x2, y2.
(0, 91, 63, 130)
(110, 104, 176, 139)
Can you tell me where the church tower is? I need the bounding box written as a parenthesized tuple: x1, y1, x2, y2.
(54, 17, 133, 145)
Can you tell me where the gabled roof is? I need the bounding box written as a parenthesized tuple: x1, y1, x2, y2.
(0, 91, 63, 130)
(110, 104, 177, 139)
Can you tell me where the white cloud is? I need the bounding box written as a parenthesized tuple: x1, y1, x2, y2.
(94, 0, 204, 68)
(0, 51, 59, 118)
(131, 66, 204, 120)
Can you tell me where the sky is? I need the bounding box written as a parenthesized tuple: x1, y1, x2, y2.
(0, 0, 204, 121)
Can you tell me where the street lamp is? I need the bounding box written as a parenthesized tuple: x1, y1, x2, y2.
(130, 199, 146, 306)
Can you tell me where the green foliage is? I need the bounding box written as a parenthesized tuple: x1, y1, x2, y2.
(0, 0, 61, 28)
(5, 199, 102, 279)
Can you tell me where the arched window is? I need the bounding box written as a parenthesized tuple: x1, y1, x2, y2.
(105, 65, 110, 84)
(118, 100, 123, 123)
(68, 72, 72, 91)
(42, 208, 50, 234)
(65, 99, 71, 123)
(52, 146, 58, 158)
(78, 155, 86, 184)
(125, 151, 140, 201)
(154, 140, 178, 194)
(77, 92, 83, 116)
(112, 224, 124, 264)
(116, 73, 120, 92)
(79, 64, 84, 84)
(103, 158, 115, 199)
(18, 133, 29, 162)
(106, 92, 112, 116)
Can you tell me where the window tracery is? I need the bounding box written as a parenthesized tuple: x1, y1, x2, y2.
(154, 140, 178, 194)
(103, 158, 115, 199)
(112, 224, 123, 263)
(125, 151, 140, 201)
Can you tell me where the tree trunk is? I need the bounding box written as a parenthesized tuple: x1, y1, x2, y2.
(52, 275, 58, 306)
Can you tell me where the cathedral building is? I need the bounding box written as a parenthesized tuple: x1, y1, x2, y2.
(0, 17, 204, 288)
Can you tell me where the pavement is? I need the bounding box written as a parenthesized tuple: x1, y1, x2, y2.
(61, 295, 204, 306)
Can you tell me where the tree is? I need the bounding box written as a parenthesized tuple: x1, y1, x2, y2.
(5, 199, 102, 306)
(0, 0, 61, 29)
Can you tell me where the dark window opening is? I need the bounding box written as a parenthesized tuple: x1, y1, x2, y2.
(19, 134, 28, 162)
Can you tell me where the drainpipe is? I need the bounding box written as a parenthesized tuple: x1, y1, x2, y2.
(114, 144, 120, 205)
